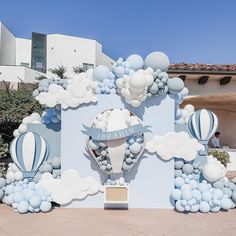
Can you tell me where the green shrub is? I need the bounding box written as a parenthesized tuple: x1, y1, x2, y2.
(0, 163, 6, 177)
(0, 135, 8, 159)
(0, 89, 43, 144)
(208, 150, 230, 167)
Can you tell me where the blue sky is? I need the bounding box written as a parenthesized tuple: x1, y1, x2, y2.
(1, 0, 236, 64)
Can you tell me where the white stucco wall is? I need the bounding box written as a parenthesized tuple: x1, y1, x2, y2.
(95, 42, 114, 68)
(0, 65, 42, 83)
(185, 79, 236, 96)
(0, 22, 16, 65)
(16, 38, 31, 67)
(47, 34, 97, 76)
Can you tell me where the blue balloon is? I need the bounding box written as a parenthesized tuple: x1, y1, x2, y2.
(174, 177, 185, 188)
(126, 54, 144, 71)
(221, 198, 232, 210)
(175, 160, 184, 169)
(17, 201, 29, 214)
(13, 192, 24, 203)
(199, 201, 210, 213)
(30, 195, 42, 208)
(175, 200, 185, 212)
(0, 177, 6, 188)
(93, 65, 110, 82)
(0, 189, 4, 200)
(181, 190, 193, 201)
(40, 201, 52, 212)
(182, 164, 194, 175)
(188, 109, 218, 142)
(10, 132, 49, 178)
(171, 189, 182, 201)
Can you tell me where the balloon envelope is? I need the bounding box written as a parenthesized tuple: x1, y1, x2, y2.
(10, 132, 49, 178)
(188, 109, 218, 141)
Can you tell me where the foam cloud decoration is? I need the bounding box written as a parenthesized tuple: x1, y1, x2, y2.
(37, 169, 103, 204)
(36, 72, 98, 109)
(116, 68, 154, 107)
(202, 156, 226, 182)
(13, 113, 41, 137)
(146, 132, 204, 161)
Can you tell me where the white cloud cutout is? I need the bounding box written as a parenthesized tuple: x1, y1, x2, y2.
(36, 72, 98, 109)
(202, 155, 226, 182)
(116, 68, 154, 107)
(37, 169, 103, 204)
(146, 131, 204, 161)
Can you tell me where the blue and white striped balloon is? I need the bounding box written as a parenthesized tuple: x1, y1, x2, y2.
(10, 132, 49, 178)
(188, 109, 218, 141)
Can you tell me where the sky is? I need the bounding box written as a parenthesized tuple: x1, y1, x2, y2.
(1, 0, 236, 64)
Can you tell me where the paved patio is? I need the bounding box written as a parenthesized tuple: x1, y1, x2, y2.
(0, 204, 236, 236)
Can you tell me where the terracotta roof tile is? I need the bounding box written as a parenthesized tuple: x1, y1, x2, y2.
(169, 63, 236, 72)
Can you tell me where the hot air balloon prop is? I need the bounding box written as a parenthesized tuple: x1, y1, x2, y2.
(10, 132, 49, 178)
(188, 109, 218, 158)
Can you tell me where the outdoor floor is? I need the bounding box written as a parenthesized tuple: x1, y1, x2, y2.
(0, 205, 236, 236)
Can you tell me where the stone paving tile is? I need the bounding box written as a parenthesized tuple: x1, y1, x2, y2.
(0, 205, 236, 236)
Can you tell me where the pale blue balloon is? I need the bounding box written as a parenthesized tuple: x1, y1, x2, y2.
(17, 201, 29, 214)
(0, 189, 4, 200)
(171, 189, 182, 201)
(13, 192, 24, 203)
(182, 164, 194, 175)
(198, 183, 209, 193)
(30, 195, 42, 208)
(179, 87, 189, 97)
(126, 54, 144, 71)
(174, 160, 184, 169)
(0, 178, 6, 188)
(40, 201, 52, 212)
(185, 205, 191, 211)
(129, 142, 141, 154)
(212, 189, 224, 199)
(180, 184, 192, 192)
(181, 200, 187, 206)
(191, 204, 200, 212)
(114, 66, 125, 78)
(199, 201, 210, 213)
(228, 182, 236, 191)
(175, 170, 182, 177)
(175, 200, 185, 212)
(14, 185, 23, 193)
(232, 191, 236, 202)
(181, 190, 193, 201)
(210, 205, 220, 212)
(167, 77, 185, 94)
(39, 163, 53, 174)
(174, 177, 185, 188)
(221, 198, 232, 210)
(223, 187, 232, 198)
(93, 65, 110, 82)
(5, 185, 14, 195)
(201, 192, 212, 202)
(144, 52, 169, 71)
(189, 180, 198, 189)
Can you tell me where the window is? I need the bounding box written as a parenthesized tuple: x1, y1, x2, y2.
(31, 32, 47, 73)
(20, 62, 30, 67)
(83, 63, 94, 71)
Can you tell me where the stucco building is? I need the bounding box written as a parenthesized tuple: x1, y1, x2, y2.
(0, 21, 114, 83)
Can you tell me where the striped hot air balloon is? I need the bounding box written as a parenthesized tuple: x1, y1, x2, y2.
(188, 109, 218, 158)
(10, 132, 49, 178)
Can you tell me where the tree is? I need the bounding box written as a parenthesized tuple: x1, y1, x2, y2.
(48, 65, 67, 79)
(0, 89, 43, 143)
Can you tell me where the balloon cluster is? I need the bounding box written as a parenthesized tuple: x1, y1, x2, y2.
(13, 113, 41, 137)
(175, 104, 195, 124)
(33, 78, 68, 98)
(41, 105, 61, 124)
(105, 177, 126, 186)
(88, 109, 144, 174)
(6, 163, 24, 184)
(2, 179, 52, 214)
(34, 156, 61, 183)
(0, 177, 7, 202)
(172, 158, 236, 213)
(92, 65, 117, 94)
(35, 72, 98, 109)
